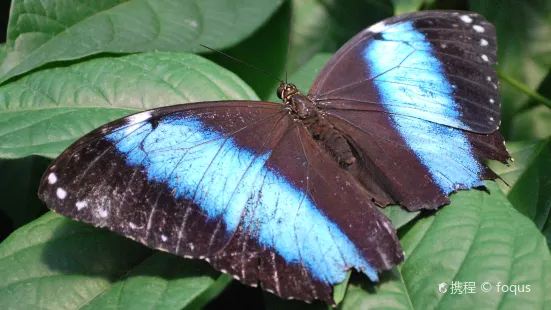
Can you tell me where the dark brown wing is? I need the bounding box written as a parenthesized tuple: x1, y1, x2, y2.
(310, 10, 501, 133)
(38, 101, 402, 304)
(307, 11, 509, 210)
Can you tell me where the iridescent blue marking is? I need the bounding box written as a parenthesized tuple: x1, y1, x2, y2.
(106, 114, 377, 283)
(363, 21, 482, 192)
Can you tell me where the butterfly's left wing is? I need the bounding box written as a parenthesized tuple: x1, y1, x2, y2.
(308, 11, 510, 210)
(38, 101, 403, 304)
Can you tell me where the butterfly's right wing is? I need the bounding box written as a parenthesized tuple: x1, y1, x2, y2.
(308, 11, 509, 210)
(38, 101, 402, 304)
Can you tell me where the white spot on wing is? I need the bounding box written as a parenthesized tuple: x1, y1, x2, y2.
(480, 38, 489, 46)
(460, 15, 473, 23)
(56, 188, 67, 199)
(489, 117, 494, 121)
(487, 76, 492, 82)
(382, 220, 394, 235)
(368, 21, 386, 33)
(125, 111, 152, 134)
(129, 222, 137, 229)
(98, 209, 108, 218)
(481, 54, 489, 62)
(489, 98, 495, 103)
(76, 201, 87, 210)
(161, 235, 168, 242)
(127, 111, 152, 125)
(441, 43, 447, 48)
(473, 25, 485, 33)
(48, 173, 57, 184)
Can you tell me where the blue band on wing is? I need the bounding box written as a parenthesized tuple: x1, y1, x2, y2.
(105, 116, 377, 284)
(363, 21, 483, 193)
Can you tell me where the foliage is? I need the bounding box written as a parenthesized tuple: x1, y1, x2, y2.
(1, 0, 550, 309)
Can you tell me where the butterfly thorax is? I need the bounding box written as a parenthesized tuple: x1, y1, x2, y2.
(277, 83, 356, 167)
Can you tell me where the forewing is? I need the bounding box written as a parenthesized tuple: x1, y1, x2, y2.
(310, 11, 500, 133)
(39, 101, 403, 304)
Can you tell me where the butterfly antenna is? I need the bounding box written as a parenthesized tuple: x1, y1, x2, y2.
(284, 2, 294, 84)
(200, 44, 284, 84)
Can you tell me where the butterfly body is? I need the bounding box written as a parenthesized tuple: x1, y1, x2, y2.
(279, 83, 356, 166)
(39, 11, 510, 305)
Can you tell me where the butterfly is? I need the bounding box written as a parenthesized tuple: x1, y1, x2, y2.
(39, 11, 510, 305)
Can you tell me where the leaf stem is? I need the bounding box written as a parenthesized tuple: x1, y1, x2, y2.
(498, 72, 551, 111)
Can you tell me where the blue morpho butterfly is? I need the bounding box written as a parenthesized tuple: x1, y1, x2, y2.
(39, 11, 510, 304)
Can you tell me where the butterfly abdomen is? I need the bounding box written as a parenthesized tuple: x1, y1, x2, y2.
(309, 118, 356, 167)
(287, 90, 356, 167)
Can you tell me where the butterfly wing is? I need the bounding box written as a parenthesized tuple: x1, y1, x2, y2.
(308, 11, 509, 210)
(38, 101, 402, 304)
(310, 10, 500, 133)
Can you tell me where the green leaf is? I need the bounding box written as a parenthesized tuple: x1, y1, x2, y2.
(507, 138, 551, 247)
(204, 1, 291, 101)
(269, 53, 331, 103)
(0, 52, 258, 159)
(392, 0, 424, 15)
(470, 2, 551, 138)
(510, 70, 551, 140)
(333, 270, 352, 305)
(0, 212, 228, 309)
(286, 0, 392, 73)
(381, 206, 420, 230)
(1, 0, 283, 83)
(487, 140, 543, 194)
(510, 105, 551, 141)
(184, 275, 233, 309)
(340, 268, 411, 309)
(0, 156, 50, 229)
(0, 44, 6, 67)
(340, 182, 551, 309)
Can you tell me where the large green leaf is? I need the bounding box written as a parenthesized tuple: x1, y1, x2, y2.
(470, 1, 551, 138)
(507, 138, 551, 248)
(487, 140, 543, 194)
(0, 52, 258, 159)
(340, 182, 551, 309)
(0, 0, 283, 84)
(286, 0, 392, 73)
(204, 1, 291, 101)
(0, 212, 229, 309)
